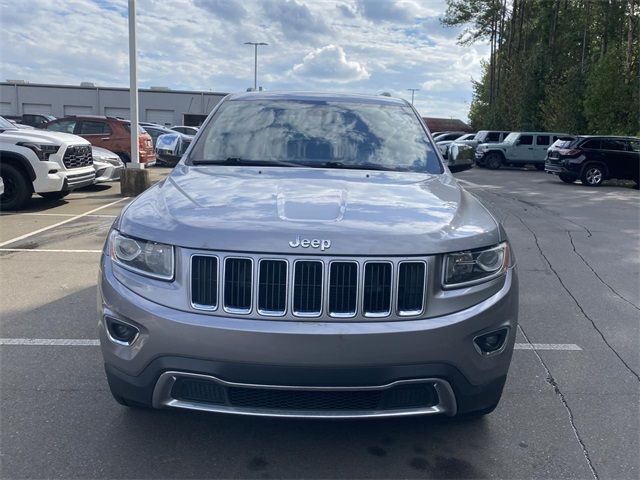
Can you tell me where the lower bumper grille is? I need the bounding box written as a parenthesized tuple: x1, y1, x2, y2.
(64, 171, 96, 189)
(166, 375, 442, 416)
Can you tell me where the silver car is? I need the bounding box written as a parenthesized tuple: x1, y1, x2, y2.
(92, 146, 124, 183)
(99, 92, 518, 418)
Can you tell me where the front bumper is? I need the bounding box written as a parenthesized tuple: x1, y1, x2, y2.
(99, 256, 518, 416)
(474, 151, 487, 165)
(95, 164, 124, 183)
(64, 170, 96, 190)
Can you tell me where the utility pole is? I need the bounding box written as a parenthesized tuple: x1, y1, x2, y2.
(407, 88, 419, 105)
(244, 42, 268, 91)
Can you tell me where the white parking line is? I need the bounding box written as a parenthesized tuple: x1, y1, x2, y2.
(0, 198, 127, 248)
(0, 248, 102, 253)
(514, 343, 582, 351)
(457, 179, 501, 189)
(0, 213, 117, 218)
(0, 338, 582, 350)
(0, 338, 100, 346)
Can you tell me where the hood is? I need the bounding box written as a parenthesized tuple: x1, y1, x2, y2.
(92, 146, 120, 158)
(118, 165, 501, 256)
(0, 129, 89, 145)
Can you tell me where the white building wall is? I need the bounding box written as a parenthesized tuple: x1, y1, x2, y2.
(0, 82, 226, 126)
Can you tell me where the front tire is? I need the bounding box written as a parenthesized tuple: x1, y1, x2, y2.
(485, 153, 502, 170)
(559, 174, 577, 184)
(40, 190, 70, 201)
(581, 163, 606, 186)
(0, 163, 32, 210)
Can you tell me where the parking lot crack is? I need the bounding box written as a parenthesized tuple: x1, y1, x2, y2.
(567, 231, 640, 311)
(487, 190, 593, 237)
(529, 225, 639, 380)
(504, 203, 640, 382)
(517, 325, 599, 480)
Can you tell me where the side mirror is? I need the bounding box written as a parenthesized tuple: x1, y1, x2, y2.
(449, 164, 473, 173)
(515, 139, 522, 145)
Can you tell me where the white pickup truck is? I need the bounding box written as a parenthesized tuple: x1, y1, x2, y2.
(0, 116, 95, 210)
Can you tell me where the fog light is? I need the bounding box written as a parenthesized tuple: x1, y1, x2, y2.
(105, 316, 139, 345)
(474, 328, 509, 355)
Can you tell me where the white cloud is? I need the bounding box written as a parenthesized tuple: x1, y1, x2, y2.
(291, 45, 370, 83)
(0, 0, 490, 121)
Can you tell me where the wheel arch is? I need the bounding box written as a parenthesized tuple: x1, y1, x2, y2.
(0, 150, 37, 182)
(580, 160, 609, 179)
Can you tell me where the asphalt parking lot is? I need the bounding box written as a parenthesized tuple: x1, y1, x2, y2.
(1, 167, 638, 479)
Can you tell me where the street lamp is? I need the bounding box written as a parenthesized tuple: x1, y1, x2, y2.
(407, 88, 419, 105)
(244, 42, 268, 91)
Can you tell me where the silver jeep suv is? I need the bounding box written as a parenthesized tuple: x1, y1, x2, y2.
(99, 92, 518, 418)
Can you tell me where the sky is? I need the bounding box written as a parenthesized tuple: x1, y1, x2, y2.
(0, 0, 489, 120)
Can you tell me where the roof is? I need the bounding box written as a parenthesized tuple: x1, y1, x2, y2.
(228, 91, 409, 106)
(0, 81, 228, 96)
(573, 135, 640, 140)
(423, 117, 473, 133)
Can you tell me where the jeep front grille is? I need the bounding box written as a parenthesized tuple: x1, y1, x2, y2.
(190, 254, 428, 320)
(223, 258, 252, 313)
(63, 145, 93, 169)
(191, 255, 218, 310)
(328, 262, 358, 317)
(397, 261, 426, 315)
(258, 259, 287, 315)
(363, 262, 392, 317)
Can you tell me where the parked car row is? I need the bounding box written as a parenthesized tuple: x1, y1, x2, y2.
(0, 113, 201, 210)
(434, 128, 639, 188)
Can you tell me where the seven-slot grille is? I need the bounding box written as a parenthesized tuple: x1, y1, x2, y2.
(191, 255, 427, 319)
(63, 145, 93, 169)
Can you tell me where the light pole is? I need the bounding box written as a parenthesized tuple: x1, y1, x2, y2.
(128, 0, 139, 168)
(244, 42, 268, 91)
(407, 88, 419, 105)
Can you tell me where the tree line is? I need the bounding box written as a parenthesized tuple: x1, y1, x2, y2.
(442, 0, 639, 135)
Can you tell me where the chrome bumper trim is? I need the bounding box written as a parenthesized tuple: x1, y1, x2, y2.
(152, 371, 457, 418)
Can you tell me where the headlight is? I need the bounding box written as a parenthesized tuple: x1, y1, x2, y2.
(17, 142, 59, 161)
(96, 156, 122, 166)
(442, 243, 509, 288)
(109, 230, 174, 280)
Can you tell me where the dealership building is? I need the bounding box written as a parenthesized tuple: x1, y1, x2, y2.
(0, 81, 228, 126)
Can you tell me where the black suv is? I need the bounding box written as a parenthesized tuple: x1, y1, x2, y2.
(545, 136, 640, 187)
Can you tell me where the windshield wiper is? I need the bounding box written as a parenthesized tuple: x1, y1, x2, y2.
(310, 161, 401, 172)
(190, 158, 301, 167)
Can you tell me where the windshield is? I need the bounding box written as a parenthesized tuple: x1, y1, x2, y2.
(503, 132, 519, 144)
(187, 99, 442, 173)
(0, 116, 17, 130)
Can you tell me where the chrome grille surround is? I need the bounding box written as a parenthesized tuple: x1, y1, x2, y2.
(190, 255, 219, 311)
(189, 252, 429, 321)
(223, 257, 253, 314)
(328, 261, 358, 318)
(397, 260, 427, 316)
(257, 259, 288, 316)
(153, 371, 458, 418)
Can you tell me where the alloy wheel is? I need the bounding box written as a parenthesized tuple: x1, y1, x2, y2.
(585, 167, 603, 185)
